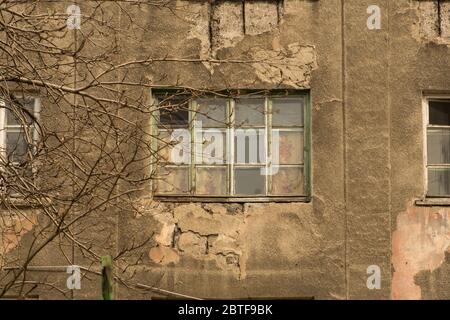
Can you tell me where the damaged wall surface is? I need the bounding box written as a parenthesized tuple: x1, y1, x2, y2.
(1, 0, 450, 300)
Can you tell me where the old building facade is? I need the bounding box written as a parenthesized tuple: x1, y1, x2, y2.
(1, 0, 450, 300)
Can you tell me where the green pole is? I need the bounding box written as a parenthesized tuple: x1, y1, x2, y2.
(101, 255, 114, 300)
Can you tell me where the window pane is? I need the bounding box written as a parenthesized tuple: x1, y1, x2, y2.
(6, 131, 29, 162)
(429, 100, 450, 126)
(158, 97, 189, 127)
(234, 129, 266, 164)
(272, 97, 304, 127)
(427, 129, 450, 164)
(428, 168, 450, 196)
(196, 167, 227, 195)
(158, 130, 190, 164)
(6, 98, 35, 126)
(155, 166, 189, 194)
(196, 129, 226, 164)
(235, 167, 265, 195)
(274, 130, 303, 164)
(271, 166, 304, 195)
(196, 98, 227, 127)
(235, 98, 265, 127)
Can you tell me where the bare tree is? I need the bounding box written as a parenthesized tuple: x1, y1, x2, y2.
(0, 0, 289, 299)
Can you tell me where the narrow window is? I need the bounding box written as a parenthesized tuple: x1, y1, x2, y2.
(426, 98, 450, 196)
(0, 96, 40, 195)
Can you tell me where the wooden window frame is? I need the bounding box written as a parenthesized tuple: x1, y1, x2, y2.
(0, 96, 41, 197)
(422, 95, 450, 199)
(150, 89, 311, 203)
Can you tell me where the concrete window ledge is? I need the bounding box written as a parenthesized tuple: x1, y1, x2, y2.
(153, 196, 311, 203)
(415, 198, 450, 206)
(0, 198, 45, 209)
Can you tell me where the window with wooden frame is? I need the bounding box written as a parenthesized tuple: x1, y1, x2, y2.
(425, 97, 450, 197)
(151, 90, 311, 202)
(0, 96, 40, 195)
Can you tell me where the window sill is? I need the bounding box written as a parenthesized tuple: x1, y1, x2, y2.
(153, 195, 311, 203)
(415, 198, 450, 207)
(0, 197, 44, 209)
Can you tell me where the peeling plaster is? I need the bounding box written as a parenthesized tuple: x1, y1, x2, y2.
(148, 202, 320, 282)
(412, 1, 450, 45)
(149, 245, 180, 265)
(149, 203, 246, 279)
(182, 0, 316, 87)
(185, 2, 211, 70)
(0, 211, 37, 267)
(392, 202, 450, 299)
(249, 43, 317, 88)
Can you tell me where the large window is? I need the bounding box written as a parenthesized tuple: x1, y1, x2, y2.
(151, 91, 311, 201)
(426, 98, 450, 197)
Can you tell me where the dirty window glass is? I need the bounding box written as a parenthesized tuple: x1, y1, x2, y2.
(235, 98, 265, 127)
(155, 166, 189, 194)
(196, 166, 227, 195)
(157, 96, 190, 127)
(234, 167, 265, 195)
(429, 101, 450, 126)
(234, 129, 266, 164)
(1, 97, 38, 165)
(196, 98, 227, 127)
(272, 166, 304, 195)
(6, 131, 29, 163)
(6, 98, 35, 126)
(272, 97, 304, 127)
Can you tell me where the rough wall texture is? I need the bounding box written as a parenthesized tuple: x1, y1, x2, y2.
(0, 210, 37, 267)
(1, 0, 450, 300)
(392, 203, 450, 299)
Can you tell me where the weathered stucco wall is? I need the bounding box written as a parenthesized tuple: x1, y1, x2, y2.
(1, 0, 450, 300)
(113, 0, 346, 299)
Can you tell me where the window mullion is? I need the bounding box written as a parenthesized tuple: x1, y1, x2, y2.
(266, 97, 272, 196)
(0, 101, 6, 162)
(33, 97, 40, 147)
(229, 98, 235, 196)
(304, 94, 312, 198)
(190, 100, 197, 195)
(150, 93, 158, 194)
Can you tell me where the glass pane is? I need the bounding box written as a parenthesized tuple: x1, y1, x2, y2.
(429, 100, 450, 126)
(196, 129, 226, 164)
(428, 168, 450, 196)
(196, 98, 227, 127)
(6, 98, 35, 126)
(235, 167, 265, 195)
(273, 130, 303, 164)
(235, 98, 265, 127)
(155, 166, 189, 194)
(196, 167, 227, 195)
(234, 128, 266, 164)
(158, 129, 191, 164)
(158, 97, 189, 127)
(271, 166, 304, 195)
(6, 131, 29, 162)
(427, 129, 450, 164)
(272, 97, 304, 126)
